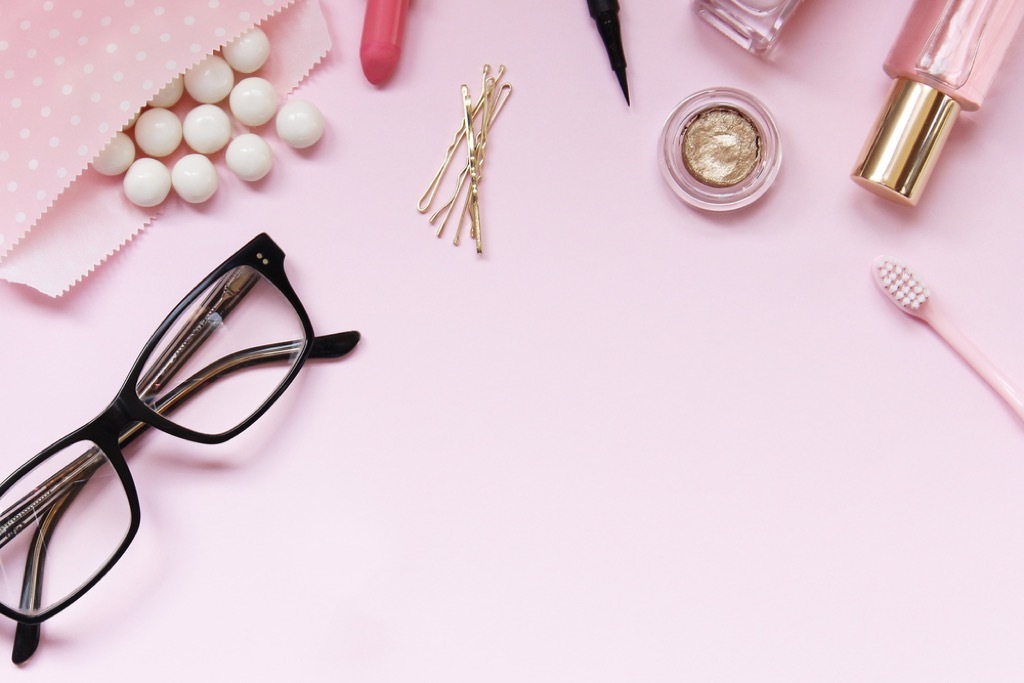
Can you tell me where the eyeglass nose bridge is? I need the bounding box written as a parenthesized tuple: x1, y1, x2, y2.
(92, 398, 144, 446)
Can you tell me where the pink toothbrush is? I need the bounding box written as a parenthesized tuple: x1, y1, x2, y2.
(873, 255, 1024, 421)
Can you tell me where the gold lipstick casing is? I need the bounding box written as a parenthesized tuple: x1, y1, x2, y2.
(852, 78, 961, 206)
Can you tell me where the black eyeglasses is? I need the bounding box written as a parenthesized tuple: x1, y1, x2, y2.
(0, 233, 360, 664)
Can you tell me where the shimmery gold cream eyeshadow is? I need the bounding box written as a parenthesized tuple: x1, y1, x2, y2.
(681, 107, 761, 187)
(659, 88, 781, 212)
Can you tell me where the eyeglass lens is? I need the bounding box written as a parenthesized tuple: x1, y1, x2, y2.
(135, 265, 308, 436)
(0, 440, 130, 618)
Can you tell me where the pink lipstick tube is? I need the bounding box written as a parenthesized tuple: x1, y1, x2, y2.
(360, 0, 410, 86)
(852, 0, 1024, 205)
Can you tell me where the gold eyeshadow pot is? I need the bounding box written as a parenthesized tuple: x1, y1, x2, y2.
(659, 87, 781, 212)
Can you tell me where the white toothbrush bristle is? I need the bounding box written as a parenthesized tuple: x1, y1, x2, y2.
(873, 256, 930, 312)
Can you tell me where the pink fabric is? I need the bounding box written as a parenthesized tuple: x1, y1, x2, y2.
(0, 0, 323, 295)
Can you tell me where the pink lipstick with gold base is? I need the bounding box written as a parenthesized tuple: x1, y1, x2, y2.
(853, 0, 1024, 206)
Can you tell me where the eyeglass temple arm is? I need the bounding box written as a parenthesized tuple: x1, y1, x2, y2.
(8, 330, 359, 664)
(0, 330, 360, 548)
(0, 330, 360, 550)
(12, 478, 85, 664)
(119, 331, 360, 448)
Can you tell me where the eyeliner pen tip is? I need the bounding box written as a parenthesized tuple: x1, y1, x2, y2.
(616, 70, 630, 105)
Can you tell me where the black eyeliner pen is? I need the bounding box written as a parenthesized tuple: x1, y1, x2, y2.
(586, 0, 630, 105)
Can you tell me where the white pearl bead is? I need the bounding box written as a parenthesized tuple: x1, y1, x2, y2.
(184, 55, 235, 104)
(225, 133, 273, 181)
(133, 108, 182, 158)
(171, 154, 219, 204)
(123, 158, 171, 207)
(149, 75, 184, 108)
(275, 100, 324, 149)
(222, 27, 270, 74)
(182, 104, 232, 154)
(93, 131, 136, 176)
(229, 77, 279, 127)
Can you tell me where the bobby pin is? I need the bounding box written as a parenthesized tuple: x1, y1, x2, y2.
(463, 75, 507, 252)
(427, 80, 511, 250)
(454, 84, 481, 249)
(423, 72, 502, 230)
(417, 64, 506, 214)
(418, 64, 512, 254)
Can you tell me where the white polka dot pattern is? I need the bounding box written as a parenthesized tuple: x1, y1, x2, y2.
(0, 0, 289, 250)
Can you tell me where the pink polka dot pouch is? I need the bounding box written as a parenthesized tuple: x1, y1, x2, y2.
(0, 0, 326, 295)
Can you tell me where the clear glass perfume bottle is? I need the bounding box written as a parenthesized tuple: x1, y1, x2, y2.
(692, 0, 807, 56)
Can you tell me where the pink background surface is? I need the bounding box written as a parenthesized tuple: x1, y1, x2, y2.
(4, 0, 1024, 679)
